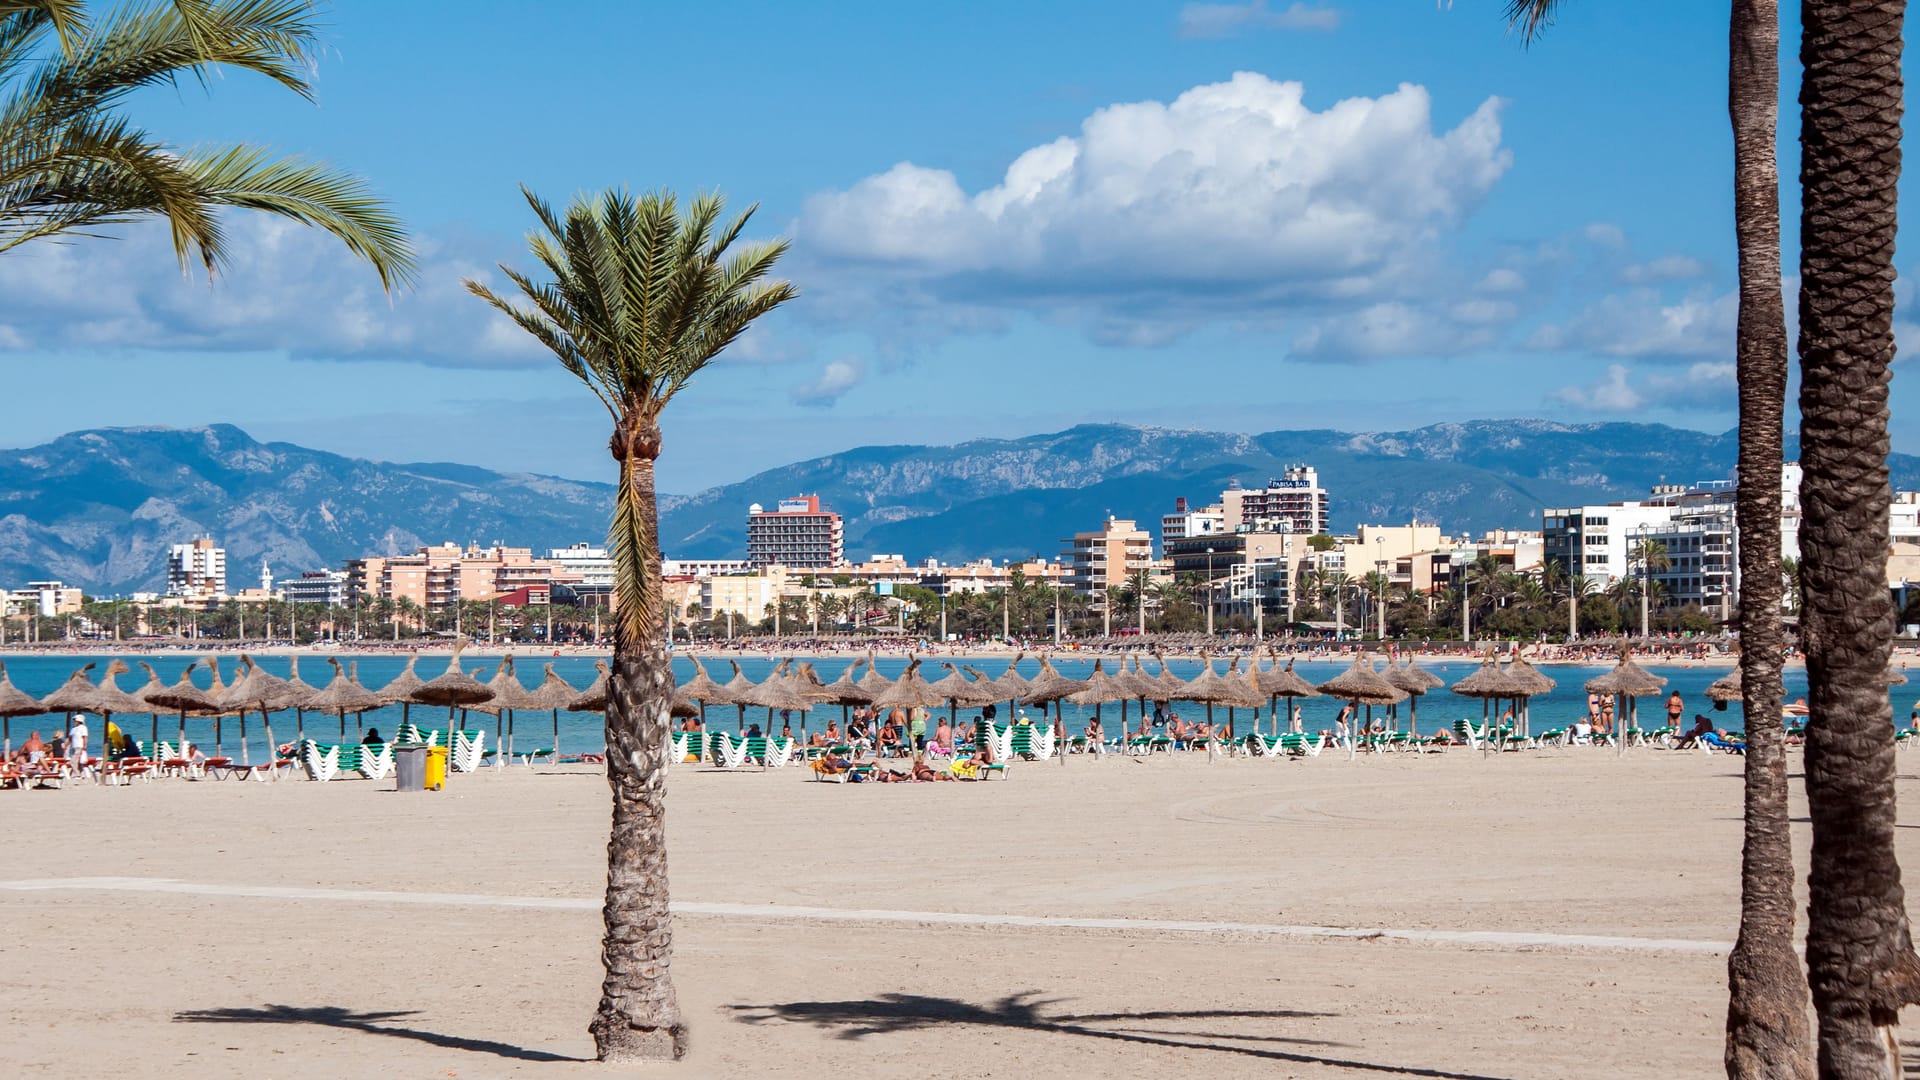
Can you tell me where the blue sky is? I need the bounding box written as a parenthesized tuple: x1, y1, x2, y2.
(1, 0, 1913, 493)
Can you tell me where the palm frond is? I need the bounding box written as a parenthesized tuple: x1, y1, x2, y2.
(181, 145, 415, 287)
(1502, 0, 1560, 44)
(471, 185, 798, 641)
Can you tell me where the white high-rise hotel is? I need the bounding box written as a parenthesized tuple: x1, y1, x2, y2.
(1543, 464, 1920, 616)
(166, 537, 227, 598)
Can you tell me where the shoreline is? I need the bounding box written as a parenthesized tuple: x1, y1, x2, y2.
(0, 640, 1861, 669)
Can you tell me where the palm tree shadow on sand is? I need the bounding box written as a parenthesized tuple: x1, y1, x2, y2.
(173, 1004, 586, 1063)
(730, 991, 1520, 1079)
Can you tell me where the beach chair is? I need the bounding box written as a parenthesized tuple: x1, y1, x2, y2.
(1702, 731, 1746, 754)
(1276, 732, 1326, 758)
(670, 732, 695, 763)
(357, 743, 395, 780)
(301, 741, 341, 782)
(762, 736, 796, 769)
(967, 725, 1010, 780)
(1029, 725, 1057, 760)
(1245, 733, 1284, 758)
(706, 731, 751, 769)
(449, 730, 486, 773)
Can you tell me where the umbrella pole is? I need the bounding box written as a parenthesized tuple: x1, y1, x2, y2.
(1059, 700, 1067, 767)
(496, 711, 505, 769)
(239, 712, 250, 767)
(262, 710, 276, 767)
(177, 710, 187, 756)
(508, 709, 515, 764)
(553, 708, 560, 763)
(214, 715, 223, 758)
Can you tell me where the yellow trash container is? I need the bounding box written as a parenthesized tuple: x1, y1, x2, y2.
(424, 745, 449, 791)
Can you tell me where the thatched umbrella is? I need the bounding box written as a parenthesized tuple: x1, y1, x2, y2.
(1064, 659, 1129, 752)
(409, 641, 496, 731)
(1207, 658, 1267, 739)
(871, 658, 944, 710)
(198, 657, 240, 759)
(720, 660, 760, 730)
(130, 661, 172, 749)
(1317, 656, 1408, 743)
(1705, 667, 1743, 703)
(927, 662, 996, 724)
(1149, 654, 1188, 707)
(44, 660, 148, 765)
(1382, 658, 1442, 735)
(0, 660, 46, 758)
(1017, 656, 1087, 763)
(1259, 653, 1320, 735)
(1504, 658, 1557, 737)
(568, 660, 610, 712)
(675, 658, 732, 731)
(742, 661, 813, 733)
(473, 656, 538, 766)
(142, 661, 219, 762)
(1178, 656, 1239, 737)
(1584, 652, 1667, 757)
(220, 655, 303, 766)
(378, 655, 428, 731)
(1448, 654, 1518, 748)
(855, 652, 895, 731)
(307, 658, 383, 744)
(520, 663, 580, 760)
(1105, 655, 1160, 736)
(281, 656, 320, 747)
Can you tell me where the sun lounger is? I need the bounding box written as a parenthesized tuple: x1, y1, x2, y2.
(705, 731, 751, 769)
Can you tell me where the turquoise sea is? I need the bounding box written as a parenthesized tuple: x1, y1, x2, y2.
(0, 651, 1879, 762)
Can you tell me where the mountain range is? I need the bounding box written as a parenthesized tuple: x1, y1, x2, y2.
(5, 421, 1915, 595)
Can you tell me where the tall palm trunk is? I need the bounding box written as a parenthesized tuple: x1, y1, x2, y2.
(1723, 2, 1813, 1076)
(589, 412, 686, 1062)
(1797, 1, 1920, 1074)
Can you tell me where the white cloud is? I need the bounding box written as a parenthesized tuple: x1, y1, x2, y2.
(800, 73, 1511, 339)
(1177, 1, 1340, 38)
(1621, 254, 1707, 284)
(1475, 267, 1526, 293)
(1583, 223, 1627, 248)
(1527, 288, 1736, 359)
(1552, 364, 1644, 412)
(0, 216, 545, 368)
(1289, 301, 1497, 361)
(789, 358, 865, 407)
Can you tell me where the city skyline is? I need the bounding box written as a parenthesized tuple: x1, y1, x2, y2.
(1, 2, 1912, 493)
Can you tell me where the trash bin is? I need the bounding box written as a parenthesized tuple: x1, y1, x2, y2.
(394, 744, 428, 792)
(424, 745, 449, 791)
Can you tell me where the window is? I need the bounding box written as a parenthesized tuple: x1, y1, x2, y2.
(1584, 516, 1609, 527)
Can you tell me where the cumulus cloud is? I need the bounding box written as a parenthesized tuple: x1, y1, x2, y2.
(1552, 364, 1643, 412)
(1527, 288, 1736, 360)
(1621, 254, 1707, 284)
(0, 216, 546, 368)
(799, 73, 1511, 343)
(1289, 301, 1498, 361)
(1177, 1, 1340, 37)
(790, 358, 865, 407)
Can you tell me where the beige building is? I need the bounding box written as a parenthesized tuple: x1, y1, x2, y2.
(347, 543, 554, 611)
(1061, 517, 1156, 595)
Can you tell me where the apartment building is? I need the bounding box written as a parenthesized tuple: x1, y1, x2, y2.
(746, 496, 844, 569)
(166, 538, 226, 598)
(1060, 517, 1155, 595)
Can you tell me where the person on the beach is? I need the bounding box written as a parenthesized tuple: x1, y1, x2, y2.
(779, 721, 794, 743)
(908, 706, 928, 751)
(1599, 699, 1614, 735)
(1291, 705, 1304, 733)
(362, 727, 383, 745)
(1674, 715, 1715, 749)
(18, 730, 44, 764)
(67, 715, 88, 762)
(1085, 715, 1103, 752)
(746, 722, 763, 739)
(1665, 691, 1684, 731)
(934, 718, 952, 750)
(910, 757, 953, 782)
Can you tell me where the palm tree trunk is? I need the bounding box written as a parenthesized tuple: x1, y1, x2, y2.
(1723, 3, 1813, 1076)
(589, 413, 686, 1062)
(1798, 2, 1920, 1074)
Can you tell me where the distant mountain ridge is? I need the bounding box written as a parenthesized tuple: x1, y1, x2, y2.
(658, 420, 1920, 564)
(5, 421, 1914, 595)
(0, 425, 614, 594)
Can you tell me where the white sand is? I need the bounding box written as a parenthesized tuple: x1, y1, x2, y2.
(4, 746, 1910, 1078)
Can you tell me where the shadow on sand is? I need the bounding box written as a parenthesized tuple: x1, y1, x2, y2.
(173, 1003, 586, 1063)
(731, 990, 1520, 1079)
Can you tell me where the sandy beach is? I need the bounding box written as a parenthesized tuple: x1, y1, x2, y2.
(6, 743, 1913, 1078)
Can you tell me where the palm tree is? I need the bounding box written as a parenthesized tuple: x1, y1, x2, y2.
(467, 187, 794, 1062)
(1563, 574, 1596, 641)
(1794, 1, 1920, 1071)
(1, 0, 412, 283)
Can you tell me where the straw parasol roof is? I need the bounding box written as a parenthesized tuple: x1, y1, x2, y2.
(793, 662, 839, 704)
(1450, 655, 1519, 699)
(0, 661, 45, 718)
(1386, 657, 1444, 696)
(410, 641, 495, 708)
(220, 656, 297, 713)
(743, 662, 815, 713)
(472, 656, 538, 715)
(928, 663, 999, 708)
(1018, 657, 1088, 707)
(856, 653, 894, 697)
(377, 655, 427, 707)
(1110, 655, 1159, 702)
(281, 656, 320, 710)
(129, 661, 168, 708)
(1178, 656, 1240, 705)
(520, 664, 580, 711)
(1584, 653, 1668, 697)
(1063, 660, 1128, 707)
(676, 658, 732, 705)
(1212, 659, 1270, 709)
(1149, 654, 1188, 703)
(141, 662, 219, 716)
(1705, 667, 1743, 703)
(872, 658, 946, 709)
(1317, 657, 1409, 707)
(306, 658, 383, 715)
(814, 659, 874, 706)
(991, 653, 1030, 699)
(1505, 657, 1557, 697)
(719, 661, 760, 706)
(44, 660, 149, 716)
(1259, 654, 1320, 700)
(568, 661, 610, 712)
